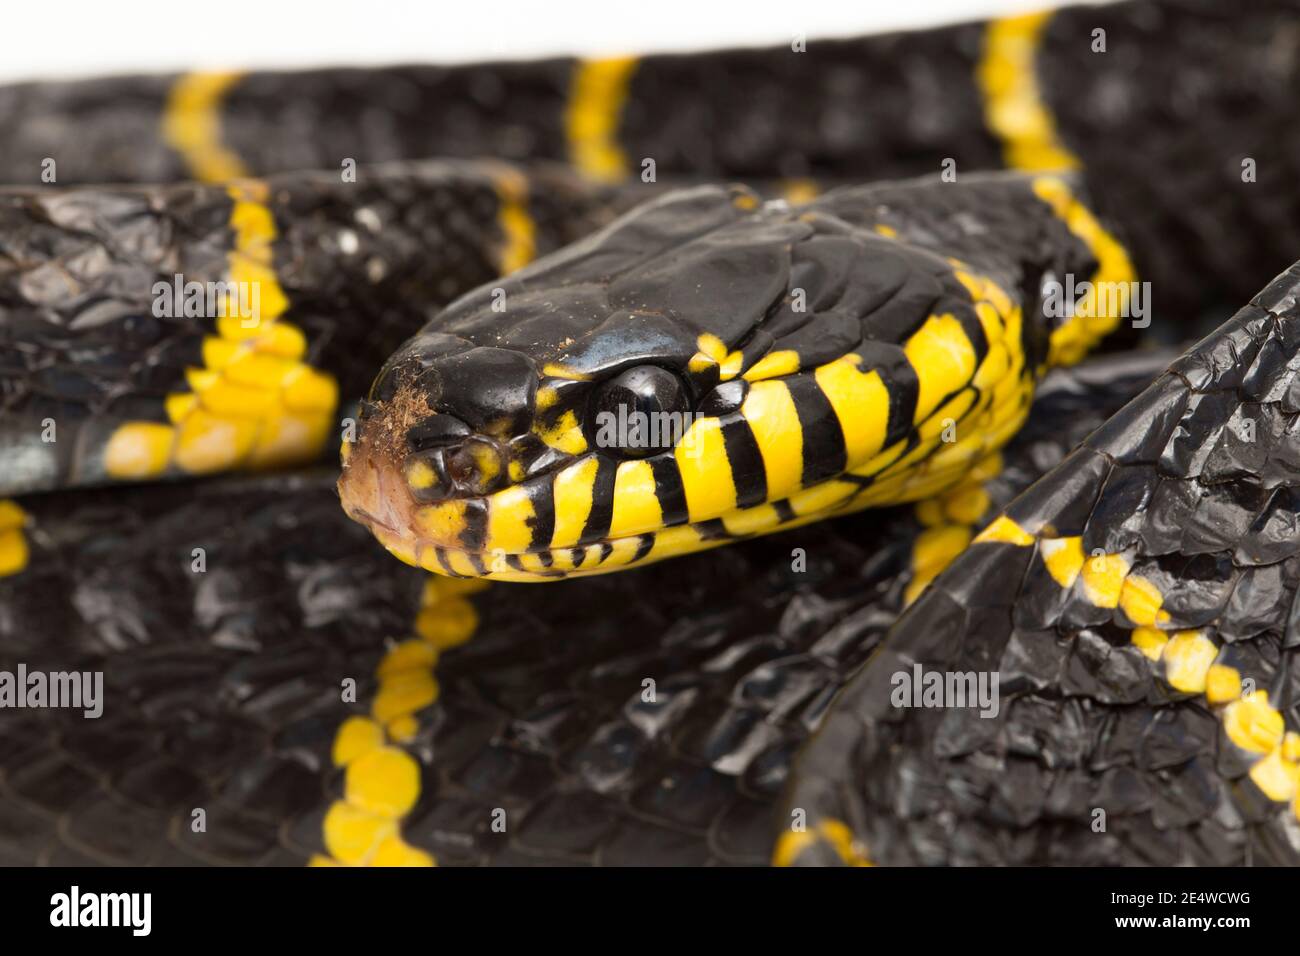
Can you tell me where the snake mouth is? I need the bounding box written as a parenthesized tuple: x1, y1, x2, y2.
(339, 435, 880, 582)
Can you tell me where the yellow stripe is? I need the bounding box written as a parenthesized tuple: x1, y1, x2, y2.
(607, 460, 664, 539)
(491, 166, 536, 275)
(743, 350, 800, 382)
(104, 180, 338, 481)
(814, 356, 889, 468)
(0, 501, 29, 577)
(904, 314, 978, 423)
(905, 524, 974, 605)
(1039, 535, 1083, 587)
(566, 57, 638, 182)
(1162, 630, 1217, 694)
(161, 71, 249, 183)
(485, 484, 536, 554)
(318, 576, 486, 867)
(772, 818, 873, 867)
(977, 13, 1080, 172)
(675, 417, 736, 522)
(1030, 176, 1138, 368)
(1078, 551, 1128, 608)
(973, 515, 1033, 546)
(990, 524, 1300, 817)
(740, 381, 804, 501)
(550, 457, 601, 548)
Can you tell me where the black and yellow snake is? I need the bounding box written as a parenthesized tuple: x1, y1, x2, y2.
(1, 0, 1299, 867)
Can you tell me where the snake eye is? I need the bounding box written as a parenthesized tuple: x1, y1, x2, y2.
(588, 365, 692, 459)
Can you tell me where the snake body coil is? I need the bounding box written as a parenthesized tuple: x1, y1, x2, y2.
(2, 0, 1300, 867)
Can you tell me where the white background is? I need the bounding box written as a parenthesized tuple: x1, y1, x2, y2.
(2, 0, 1111, 82)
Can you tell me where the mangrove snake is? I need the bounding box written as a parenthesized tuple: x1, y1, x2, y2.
(1, 0, 1299, 867)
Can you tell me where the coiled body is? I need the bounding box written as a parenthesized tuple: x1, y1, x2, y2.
(1, 0, 1300, 867)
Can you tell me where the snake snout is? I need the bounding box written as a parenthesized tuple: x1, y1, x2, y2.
(337, 451, 411, 537)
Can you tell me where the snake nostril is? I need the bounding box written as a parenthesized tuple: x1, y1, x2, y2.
(445, 438, 506, 496)
(404, 437, 505, 501)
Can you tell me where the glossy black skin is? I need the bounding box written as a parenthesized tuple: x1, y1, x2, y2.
(0, 162, 630, 495)
(0, 1, 1294, 319)
(361, 175, 1099, 511)
(0, 349, 1169, 865)
(0, 0, 1298, 868)
(785, 263, 1300, 866)
(587, 366, 692, 458)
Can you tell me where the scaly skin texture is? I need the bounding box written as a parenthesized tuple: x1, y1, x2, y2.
(781, 263, 1300, 866)
(0, 0, 1298, 869)
(0, 349, 1165, 865)
(0, 162, 632, 494)
(3, 0, 1299, 497)
(0, 1, 1292, 311)
(339, 172, 1129, 580)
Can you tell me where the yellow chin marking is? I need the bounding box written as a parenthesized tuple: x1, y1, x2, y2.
(485, 484, 535, 554)
(741, 381, 804, 501)
(550, 457, 600, 548)
(607, 459, 663, 539)
(676, 417, 736, 523)
(415, 500, 469, 546)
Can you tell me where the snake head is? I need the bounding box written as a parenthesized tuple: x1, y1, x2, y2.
(340, 180, 1052, 581)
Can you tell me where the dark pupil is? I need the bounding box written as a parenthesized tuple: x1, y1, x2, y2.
(592, 366, 690, 458)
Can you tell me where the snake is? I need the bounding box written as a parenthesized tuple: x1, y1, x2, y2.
(1, 0, 1299, 867)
